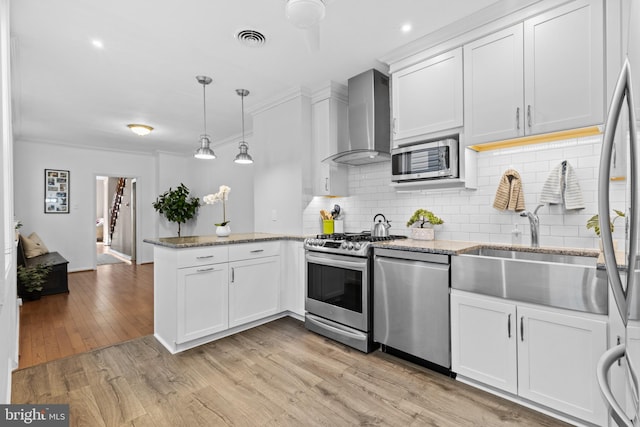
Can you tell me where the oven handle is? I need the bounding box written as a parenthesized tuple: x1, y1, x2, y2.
(305, 314, 367, 341)
(306, 253, 367, 270)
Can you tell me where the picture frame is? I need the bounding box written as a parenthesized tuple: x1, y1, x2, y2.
(44, 169, 70, 213)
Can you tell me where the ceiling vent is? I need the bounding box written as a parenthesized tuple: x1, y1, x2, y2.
(235, 29, 267, 48)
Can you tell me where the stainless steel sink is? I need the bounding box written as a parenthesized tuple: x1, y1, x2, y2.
(463, 247, 596, 266)
(452, 248, 608, 314)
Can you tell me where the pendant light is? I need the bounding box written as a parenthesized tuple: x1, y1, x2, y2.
(194, 75, 216, 159)
(234, 89, 253, 164)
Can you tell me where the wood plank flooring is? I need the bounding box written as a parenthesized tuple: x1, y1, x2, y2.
(18, 262, 154, 369)
(12, 317, 570, 426)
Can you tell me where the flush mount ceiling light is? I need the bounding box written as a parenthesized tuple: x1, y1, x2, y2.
(127, 124, 153, 136)
(285, 0, 325, 28)
(194, 75, 216, 160)
(234, 89, 253, 164)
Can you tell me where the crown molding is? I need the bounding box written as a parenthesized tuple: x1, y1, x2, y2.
(379, 0, 571, 71)
(247, 86, 312, 116)
(310, 81, 348, 104)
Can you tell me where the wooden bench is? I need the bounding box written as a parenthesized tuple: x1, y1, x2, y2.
(17, 238, 69, 297)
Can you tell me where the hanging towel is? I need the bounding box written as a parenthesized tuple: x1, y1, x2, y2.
(539, 160, 585, 210)
(493, 168, 526, 212)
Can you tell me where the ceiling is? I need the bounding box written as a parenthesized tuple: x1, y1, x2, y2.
(9, 0, 500, 156)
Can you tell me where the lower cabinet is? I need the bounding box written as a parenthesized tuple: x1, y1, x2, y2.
(177, 263, 229, 343)
(451, 290, 608, 425)
(229, 256, 280, 328)
(153, 241, 285, 353)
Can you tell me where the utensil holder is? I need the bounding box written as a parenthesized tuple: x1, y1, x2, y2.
(322, 220, 334, 234)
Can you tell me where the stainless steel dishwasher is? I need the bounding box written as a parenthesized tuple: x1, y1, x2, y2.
(373, 248, 450, 369)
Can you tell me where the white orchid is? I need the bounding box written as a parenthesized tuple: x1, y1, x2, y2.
(203, 185, 231, 226)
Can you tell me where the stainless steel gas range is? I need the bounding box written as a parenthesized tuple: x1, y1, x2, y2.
(303, 232, 406, 352)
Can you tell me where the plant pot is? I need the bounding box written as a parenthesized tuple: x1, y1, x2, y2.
(24, 291, 42, 301)
(410, 227, 435, 241)
(216, 225, 231, 237)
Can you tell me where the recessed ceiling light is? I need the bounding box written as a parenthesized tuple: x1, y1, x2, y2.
(91, 39, 104, 49)
(401, 23, 412, 33)
(127, 124, 153, 136)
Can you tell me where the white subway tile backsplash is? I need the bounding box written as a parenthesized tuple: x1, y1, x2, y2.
(302, 136, 615, 248)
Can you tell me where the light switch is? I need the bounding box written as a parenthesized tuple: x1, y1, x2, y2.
(271, 209, 277, 221)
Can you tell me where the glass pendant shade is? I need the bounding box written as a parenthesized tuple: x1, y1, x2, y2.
(194, 135, 216, 159)
(234, 88, 253, 164)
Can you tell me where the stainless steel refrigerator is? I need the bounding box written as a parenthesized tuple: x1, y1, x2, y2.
(597, 2, 640, 425)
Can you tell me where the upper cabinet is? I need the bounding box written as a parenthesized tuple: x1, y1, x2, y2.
(464, 0, 604, 145)
(311, 85, 349, 196)
(391, 48, 463, 146)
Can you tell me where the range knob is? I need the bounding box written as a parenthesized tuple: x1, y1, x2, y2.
(354, 242, 362, 251)
(341, 241, 348, 249)
(347, 242, 354, 250)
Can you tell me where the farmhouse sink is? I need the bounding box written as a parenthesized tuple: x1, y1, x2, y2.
(462, 247, 596, 266)
(451, 247, 607, 315)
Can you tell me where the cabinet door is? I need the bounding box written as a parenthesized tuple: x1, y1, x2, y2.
(464, 24, 524, 144)
(451, 291, 517, 394)
(176, 264, 228, 344)
(229, 256, 280, 328)
(523, 0, 603, 134)
(312, 97, 348, 196)
(392, 48, 463, 143)
(517, 305, 607, 425)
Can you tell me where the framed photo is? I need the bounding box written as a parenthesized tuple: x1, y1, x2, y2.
(44, 169, 70, 213)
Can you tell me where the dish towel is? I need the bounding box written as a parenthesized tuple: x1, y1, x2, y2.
(539, 160, 585, 210)
(493, 168, 526, 212)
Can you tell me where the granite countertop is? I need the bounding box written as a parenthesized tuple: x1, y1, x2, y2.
(374, 239, 602, 258)
(143, 232, 306, 248)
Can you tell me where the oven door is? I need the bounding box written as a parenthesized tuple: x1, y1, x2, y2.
(305, 251, 369, 332)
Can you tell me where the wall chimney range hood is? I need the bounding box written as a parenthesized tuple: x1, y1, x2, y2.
(324, 69, 391, 165)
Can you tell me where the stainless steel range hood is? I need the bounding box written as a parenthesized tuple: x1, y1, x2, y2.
(324, 69, 390, 165)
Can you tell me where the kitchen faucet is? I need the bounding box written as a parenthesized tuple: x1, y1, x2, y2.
(520, 204, 544, 248)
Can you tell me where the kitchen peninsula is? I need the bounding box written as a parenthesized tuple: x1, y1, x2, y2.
(144, 233, 305, 353)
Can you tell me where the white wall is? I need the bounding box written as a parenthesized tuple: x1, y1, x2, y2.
(304, 134, 626, 249)
(13, 140, 157, 270)
(253, 94, 312, 234)
(0, 0, 17, 404)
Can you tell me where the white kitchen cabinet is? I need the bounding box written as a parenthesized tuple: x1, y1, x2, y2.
(176, 263, 228, 343)
(517, 305, 607, 425)
(391, 47, 463, 145)
(151, 240, 286, 353)
(451, 290, 608, 425)
(229, 255, 280, 328)
(463, 0, 603, 145)
(280, 240, 305, 317)
(312, 86, 348, 196)
(450, 292, 518, 394)
(463, 24, 524, 144)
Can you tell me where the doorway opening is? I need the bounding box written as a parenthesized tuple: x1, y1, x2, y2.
(96, 176, 137, 266)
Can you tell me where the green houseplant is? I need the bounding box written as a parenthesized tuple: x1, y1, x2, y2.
(17, 263, 52, 300)
(152, 183, 201, 237)
(586, 209, 625, 236)
(406, 209, 444, 241)
(406, 209, 444, 228)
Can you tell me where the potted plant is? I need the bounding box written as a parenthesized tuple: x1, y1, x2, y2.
(586, 209, 625, 236)
(406, 209, 444, 241)
(17, 263, 52, 300)
(152, 183, 201, 237)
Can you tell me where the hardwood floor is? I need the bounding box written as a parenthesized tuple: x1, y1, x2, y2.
(18, 262, 154, 369)
(12, 317, 569, 426)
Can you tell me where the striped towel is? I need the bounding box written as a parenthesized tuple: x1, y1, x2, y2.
(493, 169, 526, 212)
(539, 161, 585, 210)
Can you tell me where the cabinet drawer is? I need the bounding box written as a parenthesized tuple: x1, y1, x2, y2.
(229, 241, 280, 261)
(177, 246, 228, 268)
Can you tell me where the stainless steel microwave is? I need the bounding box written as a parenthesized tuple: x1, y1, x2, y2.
(391, 137, 459, 182)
